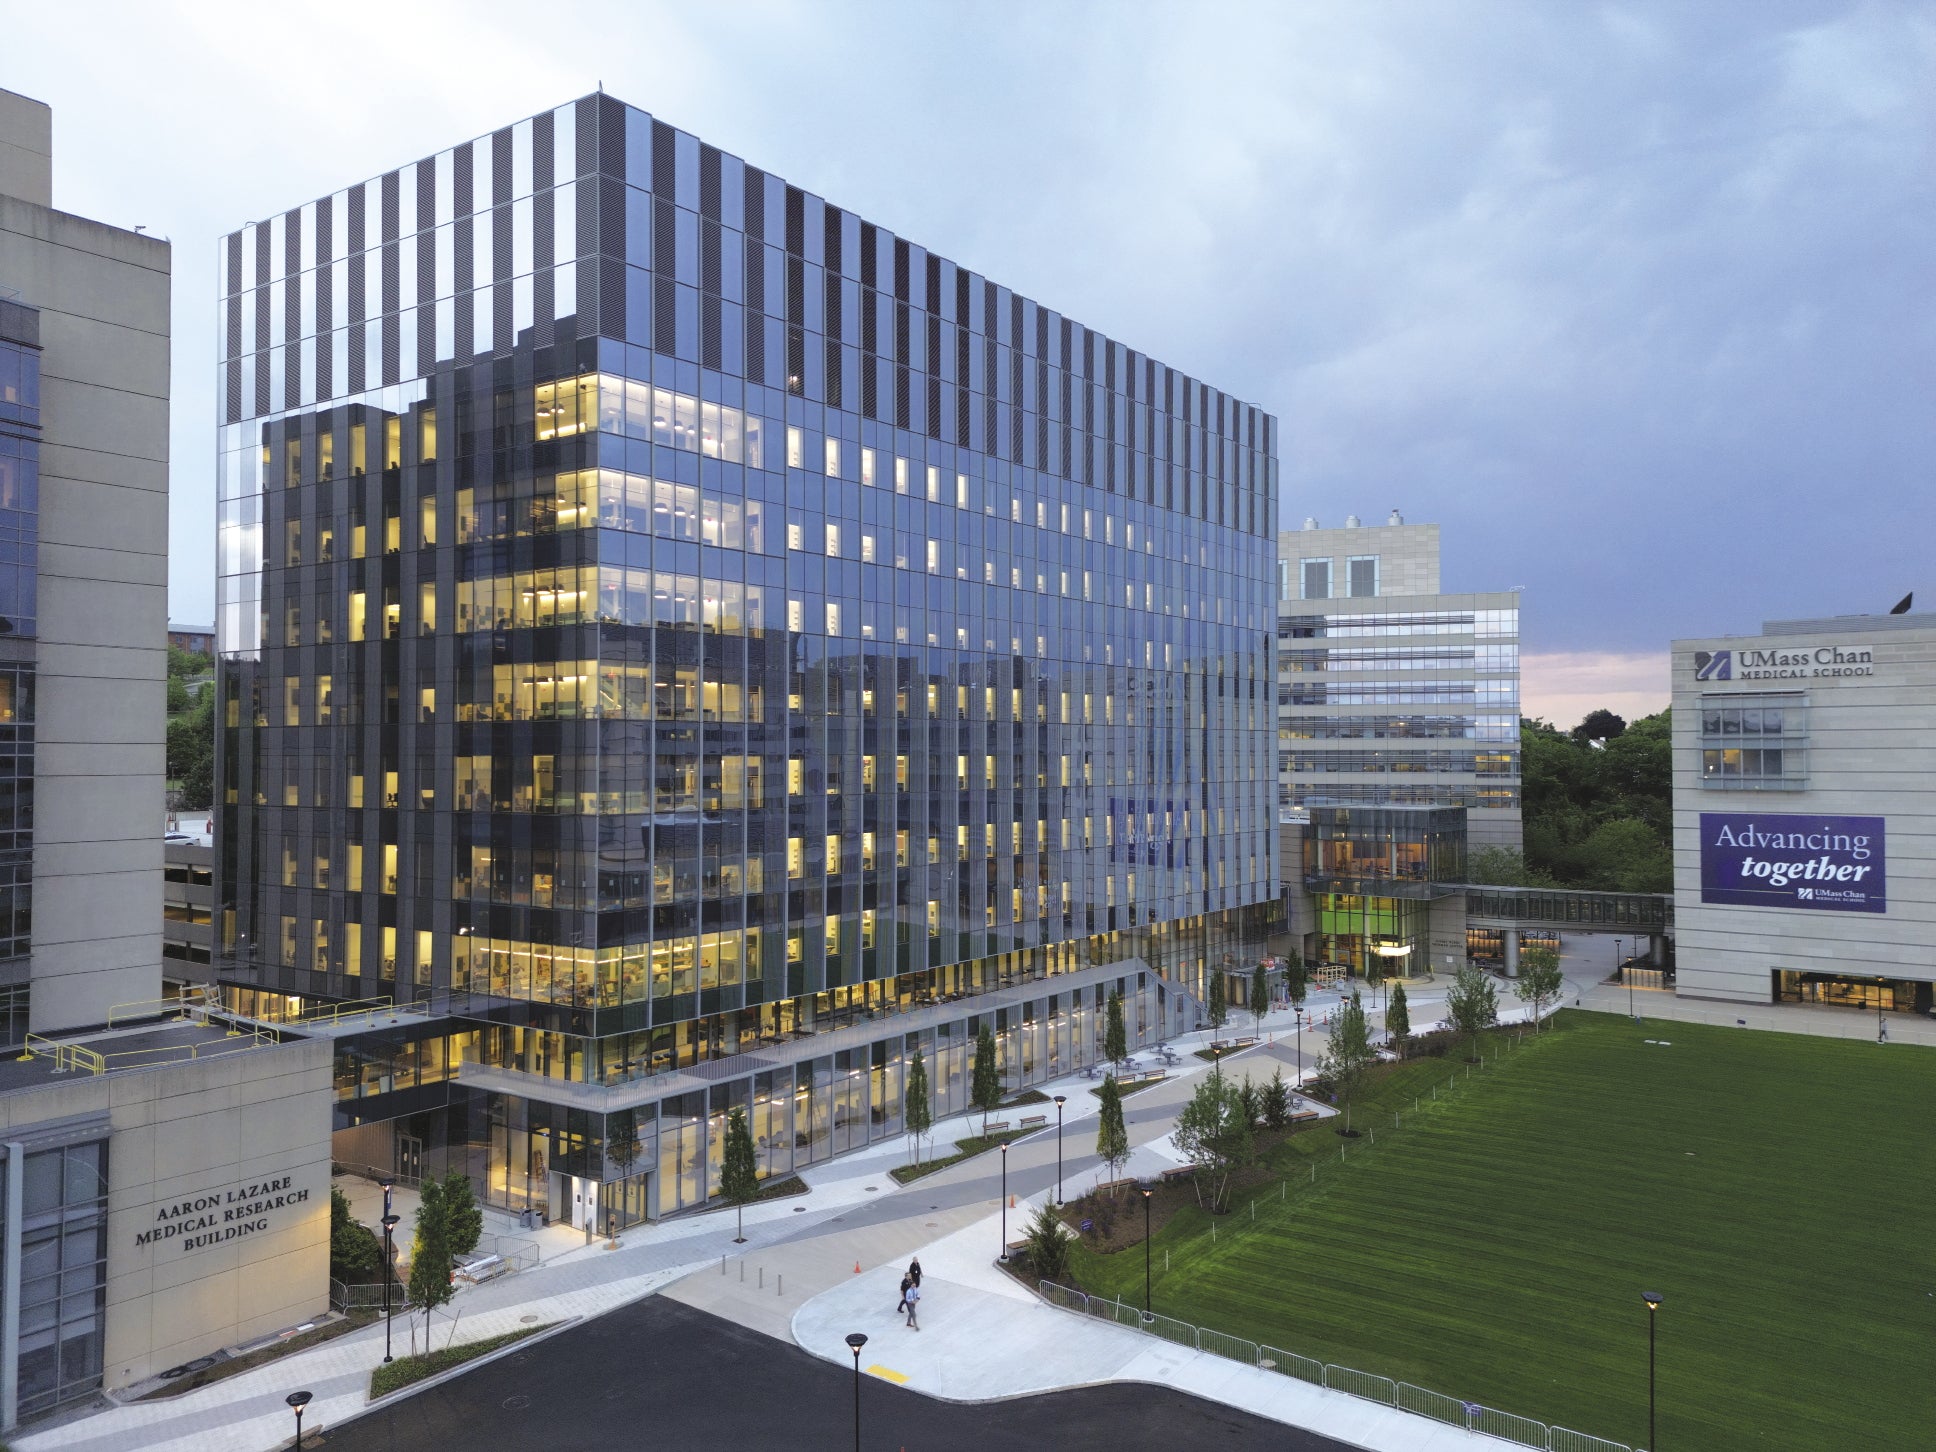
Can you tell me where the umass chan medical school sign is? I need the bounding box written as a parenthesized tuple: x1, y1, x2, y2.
(1692, 644, 1875, 682)
(1699, 812, 1886, 914)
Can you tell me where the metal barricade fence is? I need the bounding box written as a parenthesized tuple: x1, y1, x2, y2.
(1257, 1345, 1324, 1386)
(1198, 1327, 1258, 1364)
(1471, 1406, 1552, 1447)
(1324, 1364, 1397, 1406)
(1032, 1283, 1633, 1452)
(1144, 1311, 1198, 1351)
(1550, 1427, 1635, 1452)
(330, 1278, 412, 1313)
(1397, 1382, 1468, 1427)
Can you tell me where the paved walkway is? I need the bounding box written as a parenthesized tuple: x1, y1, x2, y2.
(791, 1195, 1510, 1451)
(20, 977, 1790, 1452)
(1577, 978, 1936, 1045)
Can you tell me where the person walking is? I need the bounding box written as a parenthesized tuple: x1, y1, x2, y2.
(895, 1272, 912, 1315)
(907, 1256, 923, 1289)
(904, 1280, 921, 1330)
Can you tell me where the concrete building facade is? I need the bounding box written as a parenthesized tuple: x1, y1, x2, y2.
(0, 86, 172, 1036)
(0, 90, 330, 1432)
(1671, 611, 1935, 1011)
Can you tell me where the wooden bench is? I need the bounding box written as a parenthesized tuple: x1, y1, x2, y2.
(1094, 1177, 1140, 1198)
(1018, 1114, 1048, 1130)
(982, 1121, 1011, 1136)
(1159, 1165, 1197, 1184)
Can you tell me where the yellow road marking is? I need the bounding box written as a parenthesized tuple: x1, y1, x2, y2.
(866, 1363, 910, 1384)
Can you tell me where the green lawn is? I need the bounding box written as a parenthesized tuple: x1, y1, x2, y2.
(1068, 1012, 1933, 1451)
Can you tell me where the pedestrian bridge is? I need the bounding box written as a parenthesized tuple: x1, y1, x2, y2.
(1457, 884, 1672, 936)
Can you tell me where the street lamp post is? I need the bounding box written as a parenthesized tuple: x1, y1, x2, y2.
(285, 1389, 312, 1449)
(1876, 976, 1886, 1043)
(998, 1142, 1009, 1261)
(1052, 1095, 1067, 1204)
(1643, 1292, 1662, 1450)
(1141, 1187, 1154, 1323)
(380, 1212, 401, 1363)
(844, 1332, 868, 1452)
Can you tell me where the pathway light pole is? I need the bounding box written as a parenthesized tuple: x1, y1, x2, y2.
(1140, 1185, 1154, 1322)
(285, 1389, 312, 1449)
(1052, 1095, 1067, 1204)
(1876, 976, 1886, 1043)
(1643, 1291, 1662, 1450)
(844, 1332, 868, 1452)
(380, 1212, 401, 1362)
(998, 1141, 1009, 1261)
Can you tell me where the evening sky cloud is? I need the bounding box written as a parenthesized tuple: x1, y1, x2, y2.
(4, 0, 1928, 724)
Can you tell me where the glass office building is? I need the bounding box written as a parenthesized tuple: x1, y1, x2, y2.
(1276, 516, 1520, 975)
(214, 95, 1278, 1225)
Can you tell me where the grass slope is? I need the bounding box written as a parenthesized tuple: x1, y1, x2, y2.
(1068, 1012, 1933, 1451)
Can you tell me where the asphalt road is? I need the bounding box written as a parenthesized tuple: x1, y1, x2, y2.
(317, 1297, 1356, 1452)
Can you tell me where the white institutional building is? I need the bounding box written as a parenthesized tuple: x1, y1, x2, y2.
(1670, 609, 1934, 1013)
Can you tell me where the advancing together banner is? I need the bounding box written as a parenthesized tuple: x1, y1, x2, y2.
(1699, 812, 1886, 914)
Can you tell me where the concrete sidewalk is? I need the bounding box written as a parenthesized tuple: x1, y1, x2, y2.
(791, 1200, 1516, 1452)
(1577, 978, 1936, 1045)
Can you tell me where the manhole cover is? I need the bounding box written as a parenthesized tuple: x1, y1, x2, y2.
(520, 1314, 539, 1324)
(925, 1222, 938, 1228)
(792, 1205, 805, 1212)
(864, 1185, 878, 1193)
(502, 1394, 531, 1410)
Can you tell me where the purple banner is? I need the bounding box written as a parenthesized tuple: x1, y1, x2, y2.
(1699, 812, 1886, 913)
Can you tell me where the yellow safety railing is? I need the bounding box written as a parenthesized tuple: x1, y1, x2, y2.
(17, 1033, 107, 1076)
(107, 983, 222, 1029)
(294, 995, 399, 1026)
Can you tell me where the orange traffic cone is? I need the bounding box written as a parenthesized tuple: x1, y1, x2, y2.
(853, 1260, 862, 1274)
(1009, 1194, 1015, 1208)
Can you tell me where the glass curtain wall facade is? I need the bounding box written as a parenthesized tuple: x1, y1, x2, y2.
(215, 95, 1278, 1223)
(0, 301, 40, 1040)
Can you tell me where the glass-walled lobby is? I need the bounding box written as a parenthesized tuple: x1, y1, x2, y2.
(1304, 804, 1465, 887)
(332, 964, 1157, 1230)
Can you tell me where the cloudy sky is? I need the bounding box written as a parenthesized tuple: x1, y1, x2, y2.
(7, 0, 1930, 725)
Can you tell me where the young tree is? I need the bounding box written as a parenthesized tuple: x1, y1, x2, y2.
(1448, 962, 1500, 1062)
(970, 1023, 1003, 1135)
(1319, 991, 1375, 1136)
(1173, 1067, 1252, 1211)
(606, 1108, 642, 1177)
(1104, 988, 1128, 1070)
(1386, 981, 1412, 1059)
(1236, 1075, 1262, 1128)
(1249, 961, 1271, 1035)
(1022, 1200, 1074, 1284)
(1261, 1068, 1291, 1129)
(719, 1105, 760, 1243)
(407, 1177, 455, 1346)
(1284, 953, 1308, 1015)
(329, 1186, 384, 1284)
(1515, 946, 1565, 1033)
(1095, 1073, 1130, 1191)
(904, 1048, 934, 1166)
(441, 1171, 483, 1258)
(1205, 968, 1228, 1033)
